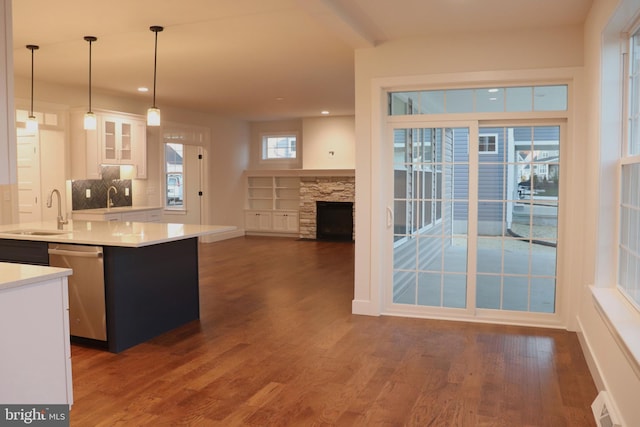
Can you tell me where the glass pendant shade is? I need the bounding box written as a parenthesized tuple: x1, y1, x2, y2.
(84, 112, 97, 130)
(26, 116, 38, 132)
(147, 107, 161, 126)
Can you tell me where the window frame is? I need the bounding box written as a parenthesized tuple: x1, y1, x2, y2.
(260, 132, 298, 162)
(619, 28, 640, 311)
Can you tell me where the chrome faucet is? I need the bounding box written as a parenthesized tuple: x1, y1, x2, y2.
(107, 186, 118, 208)
(47, 189, 68, 230)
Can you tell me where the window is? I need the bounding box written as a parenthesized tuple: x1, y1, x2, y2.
(620, 29, 640, 309)
(388, 85, 568, 116)
(479, 134, 498, 153)
(261, 134, 297, 160)
(165, 143, 183, 208)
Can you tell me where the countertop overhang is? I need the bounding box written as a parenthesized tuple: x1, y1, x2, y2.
(0, 262, 72, 291)
(0, 220, 237, 248)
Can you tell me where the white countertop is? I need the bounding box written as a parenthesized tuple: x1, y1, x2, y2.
(0, 262, 72, 291)
(72, 206, 162, 215)
(0, 220, 237, 248)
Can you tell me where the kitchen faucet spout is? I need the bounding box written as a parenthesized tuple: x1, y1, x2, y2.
(107, 186, 118, 208)
(47, 188, 68, 230)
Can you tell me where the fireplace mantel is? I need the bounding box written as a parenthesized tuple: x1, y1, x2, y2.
(244, 169, 354, 178)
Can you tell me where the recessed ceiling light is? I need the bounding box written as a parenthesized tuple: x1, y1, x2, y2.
(138, 87, 149, 93)
(321, 110, 330, 115)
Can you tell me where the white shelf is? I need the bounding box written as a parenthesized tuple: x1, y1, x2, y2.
(245, 175, 301, 234)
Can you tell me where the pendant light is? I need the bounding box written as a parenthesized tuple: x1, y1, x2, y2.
(147, 26, 164, 126)
(83, 36, 97, 130)
(25, 44, 39, 132)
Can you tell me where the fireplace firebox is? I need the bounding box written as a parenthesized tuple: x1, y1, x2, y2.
(316, 201, 354, 241)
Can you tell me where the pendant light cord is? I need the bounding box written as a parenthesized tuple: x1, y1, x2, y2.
(88, 39, 92, 112)
(150, 26, 163, 109)
(153, 30, 158, 108)
(30, 47, 34, 115)
(26, 45, 39, 117)
(84, 36, 97, 113)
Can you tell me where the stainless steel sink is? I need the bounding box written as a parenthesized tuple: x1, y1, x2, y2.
(1, 229, 70, 236)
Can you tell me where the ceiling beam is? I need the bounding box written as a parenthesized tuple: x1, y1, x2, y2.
(296, 0, 383, 49)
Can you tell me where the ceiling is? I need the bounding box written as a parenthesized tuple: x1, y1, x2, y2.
(11, 0, 593, 122)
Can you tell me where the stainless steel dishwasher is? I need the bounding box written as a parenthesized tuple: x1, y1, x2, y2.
(48, 243, 107, 341)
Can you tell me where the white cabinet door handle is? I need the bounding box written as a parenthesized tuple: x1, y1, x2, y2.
(386, 206, 393, 228)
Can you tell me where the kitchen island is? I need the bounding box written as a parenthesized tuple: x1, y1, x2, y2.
(0, 220, 236, 353)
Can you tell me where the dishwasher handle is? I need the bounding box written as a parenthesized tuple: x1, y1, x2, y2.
(48, 248, 103, 258)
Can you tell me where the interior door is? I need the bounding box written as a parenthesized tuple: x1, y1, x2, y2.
(181, 144, 203, 225)
(17, 128, 41, 223)
(164, 142, 204, 225)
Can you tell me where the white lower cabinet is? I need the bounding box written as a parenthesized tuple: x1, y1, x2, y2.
(73, 208, 162, 223)
(244, 211, 272, 231)
(0, 273, 73, 405)
(121, 211, 149, 222)
(245, 210, 299, 234)
(272, 211, 299, 233)
(146, 210, 163, 223)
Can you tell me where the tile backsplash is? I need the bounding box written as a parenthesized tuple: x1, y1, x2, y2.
(72, 166, 133, 210)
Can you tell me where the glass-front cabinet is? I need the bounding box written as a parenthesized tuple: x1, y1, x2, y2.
(69, 109, 147, 180)
(101, 115, 134, 164)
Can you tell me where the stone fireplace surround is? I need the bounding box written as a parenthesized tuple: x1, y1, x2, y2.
(299, 176, 355, 240)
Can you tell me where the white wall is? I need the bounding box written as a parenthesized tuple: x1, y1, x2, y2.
(206, 114, 250, 226)
(0, 0, 17, 224)
(248, 116, 355, 171)
(248, 119, 303, 170)
(302, 116, 355, 169)
(353, 25, 586, 316)
(578, 1, 640, 425)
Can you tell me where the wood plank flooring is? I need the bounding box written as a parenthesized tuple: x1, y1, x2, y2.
(69, 236, 597, 426)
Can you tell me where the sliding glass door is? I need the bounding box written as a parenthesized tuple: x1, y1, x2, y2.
(476, 126, 559, 313)
(392, 125, 470, 309)
(390, 122, 561, 318)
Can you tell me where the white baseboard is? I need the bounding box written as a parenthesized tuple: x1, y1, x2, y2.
(244, 231, 299, 238)
(352, 299, 379, 316)
(575, 315, 606, 391)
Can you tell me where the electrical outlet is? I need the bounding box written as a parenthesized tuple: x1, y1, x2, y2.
(85, 189, 91, 198)
(125, 187, 130, 196)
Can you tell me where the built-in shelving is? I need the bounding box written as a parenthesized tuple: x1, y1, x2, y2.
(245, 174, 300, 234)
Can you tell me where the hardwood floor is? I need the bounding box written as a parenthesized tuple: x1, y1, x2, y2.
(69, 236, 597, 426)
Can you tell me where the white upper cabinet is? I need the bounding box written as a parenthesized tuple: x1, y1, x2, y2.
(69, 110, 102, 180)
(70, 109, 147, 180)
(101, 115, 132, 164)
